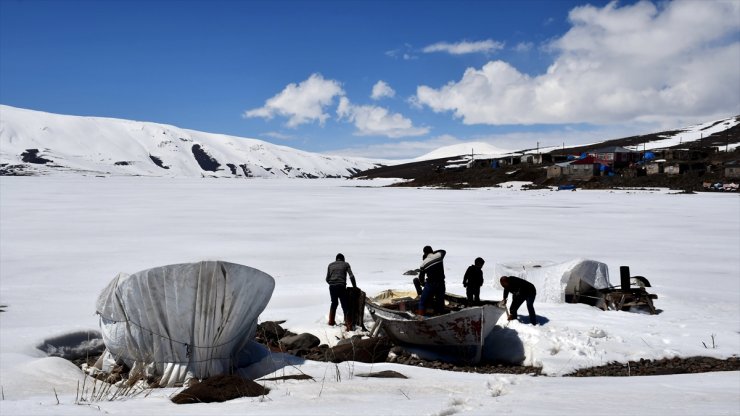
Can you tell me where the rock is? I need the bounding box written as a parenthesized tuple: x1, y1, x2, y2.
(327, 336, 391, 363)
(336, 334, 364, 346)
(355, 370, 408, 379)
(257, 321, 288, 344)
(279, 333, 320, 351)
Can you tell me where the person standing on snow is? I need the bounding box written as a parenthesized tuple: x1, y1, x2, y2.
(417, 246, 446, 316)
(462, 257, 485, 305)
(499, 275, 538, 325)
(326, 253, 357, 331)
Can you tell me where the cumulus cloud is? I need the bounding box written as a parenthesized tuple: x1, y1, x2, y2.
(513, 42, 534, 53)
(337, 97, 430, 138)
(415, 1, 740, 126)
(244, 73, 344, 127)
(371, 81, 396, 100)
(422, 39, 504, 55)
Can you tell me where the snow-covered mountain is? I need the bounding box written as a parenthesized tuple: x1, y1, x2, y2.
(0, 105, 383, 178)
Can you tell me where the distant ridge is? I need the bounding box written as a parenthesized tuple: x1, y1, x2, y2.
(2, 105, 738, 178)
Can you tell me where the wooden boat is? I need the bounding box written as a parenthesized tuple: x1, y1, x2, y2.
(364, 290, 506, 364)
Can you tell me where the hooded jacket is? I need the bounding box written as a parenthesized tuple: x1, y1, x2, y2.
(419, 249, 446, 285)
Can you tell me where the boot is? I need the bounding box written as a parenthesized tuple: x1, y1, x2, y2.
(328, 306, 337, 326)
(344, 315, 353, 331)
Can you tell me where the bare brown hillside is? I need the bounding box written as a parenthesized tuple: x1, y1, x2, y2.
(354, 118, 740, 192)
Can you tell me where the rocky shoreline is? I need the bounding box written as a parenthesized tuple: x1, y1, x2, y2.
(258, 322, 739, 377)
(65, 322, 739, 387)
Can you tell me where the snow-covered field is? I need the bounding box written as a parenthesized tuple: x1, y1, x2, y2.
(0, 176, 738, 415)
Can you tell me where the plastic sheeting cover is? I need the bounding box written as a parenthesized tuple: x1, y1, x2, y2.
(95, 261, 275, 386)
(493, 259, 611, 303)
(372, 289, 419, 305)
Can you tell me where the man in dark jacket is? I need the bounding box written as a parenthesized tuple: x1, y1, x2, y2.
(462, 257, 485, 305)
(500, 275, 537, 325)
(326, 253, 357, 331)
(418, 246, 446, 316)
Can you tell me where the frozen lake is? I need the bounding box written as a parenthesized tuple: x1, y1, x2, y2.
(1, 176, 738, 415)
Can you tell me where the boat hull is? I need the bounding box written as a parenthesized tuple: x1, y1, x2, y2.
(365, 295, 506, 363)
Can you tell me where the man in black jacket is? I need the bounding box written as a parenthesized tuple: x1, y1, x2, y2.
(418, 245, 446, 316)
(462, 257, 485, 305)
(326, 253, 357, 330)
(500, 275, 537, 325)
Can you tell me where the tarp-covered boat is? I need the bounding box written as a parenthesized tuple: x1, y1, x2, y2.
(365, 290, 506, 364)
(95, 260, 275, 386)
(494, 258, 657, 313)
(493, 258, 611, 304)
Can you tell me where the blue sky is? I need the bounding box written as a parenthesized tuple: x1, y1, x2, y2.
(1, 0, 739, 159)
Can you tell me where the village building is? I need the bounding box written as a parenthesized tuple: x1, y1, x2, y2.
(664, 164, 683, 175)
(588, 146, 641, 168)
(546, 164, 566, 179)
(645, 161, 664, 175)
(545, 156, 602, 180)
(495, 155, 521, 167)
(519, 153, 551, 165)
(725, 161, 740, 179)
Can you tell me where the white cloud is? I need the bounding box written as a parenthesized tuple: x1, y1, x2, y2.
(244, 73, 344, 128)
(337, 97, 429, 138)
(371, 81, 396, 100)
(385, 44, 418, 60)
(415, 1, 740, 126)
(422, 39, 504, 55)
(513, 42, 534, 53)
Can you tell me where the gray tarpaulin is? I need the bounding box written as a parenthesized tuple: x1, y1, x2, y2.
(95, 260, 274, 386)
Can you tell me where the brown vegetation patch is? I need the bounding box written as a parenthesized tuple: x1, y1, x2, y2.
(355, 370, 408, 379)
(258, 374, 314, 382)
(170, 374, 269, 404)
(565, 356, 740, 377)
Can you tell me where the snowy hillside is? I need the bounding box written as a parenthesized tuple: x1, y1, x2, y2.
(639, 116, 740, 151)
(0, 105, 383, 178)
(414, 141, 512, 161)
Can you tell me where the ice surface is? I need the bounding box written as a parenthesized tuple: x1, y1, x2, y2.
(0, 176, 737, 415)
